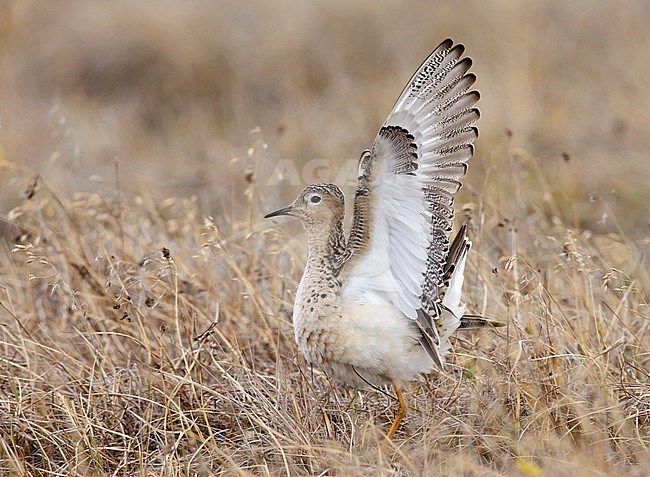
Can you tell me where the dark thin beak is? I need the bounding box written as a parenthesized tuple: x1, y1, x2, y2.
(264, 205, 294, 219)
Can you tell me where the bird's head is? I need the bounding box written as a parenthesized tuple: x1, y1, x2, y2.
(264, 183, 345, 229)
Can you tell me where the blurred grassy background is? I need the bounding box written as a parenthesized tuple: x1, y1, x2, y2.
(1, 0, 649, 239)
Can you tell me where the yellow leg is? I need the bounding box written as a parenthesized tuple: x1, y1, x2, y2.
(386, 383, 408, 439)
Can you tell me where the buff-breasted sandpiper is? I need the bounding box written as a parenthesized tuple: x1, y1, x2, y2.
(265, 39, 502, 438)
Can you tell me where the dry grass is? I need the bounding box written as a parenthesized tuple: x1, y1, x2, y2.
(0, 1, 649, 476)
(1, 146, 648, 476)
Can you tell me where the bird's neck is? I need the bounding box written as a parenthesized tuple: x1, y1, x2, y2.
(305, 216, 347, 272)
(295, 217, 346, 321)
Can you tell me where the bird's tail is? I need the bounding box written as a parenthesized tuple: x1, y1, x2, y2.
(458, 314, 505, 330)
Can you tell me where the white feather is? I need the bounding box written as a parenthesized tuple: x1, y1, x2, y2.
(442, 241, 470, 318)
(342, 172, 430, 320)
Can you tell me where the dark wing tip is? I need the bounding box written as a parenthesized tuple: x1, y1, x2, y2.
(439, 38, 455, 50)
(450, 43, 466, 57)
(455, 56, 473, 71)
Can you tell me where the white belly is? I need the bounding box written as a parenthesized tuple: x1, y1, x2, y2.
(293, 297, 434, 388)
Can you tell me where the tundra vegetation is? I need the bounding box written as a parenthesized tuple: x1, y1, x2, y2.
(0, 1, 648, 475)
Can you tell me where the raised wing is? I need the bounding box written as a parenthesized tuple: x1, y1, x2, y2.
(341, 39, 479, 363)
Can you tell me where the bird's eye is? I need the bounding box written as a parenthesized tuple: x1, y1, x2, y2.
(310, 195, 322, 204)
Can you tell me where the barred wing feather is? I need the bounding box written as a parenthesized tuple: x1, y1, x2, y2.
(341, 39, 479, 364)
